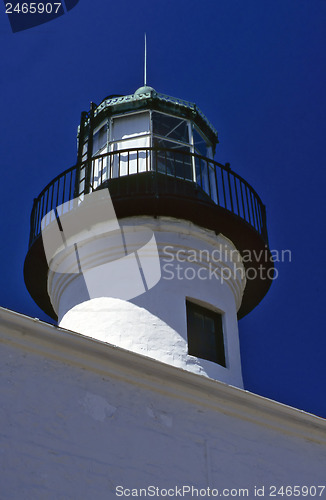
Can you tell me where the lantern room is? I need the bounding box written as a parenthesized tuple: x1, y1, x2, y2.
(75, 85, 218, 197)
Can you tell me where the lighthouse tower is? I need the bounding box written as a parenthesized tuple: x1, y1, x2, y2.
(24, 85, 273, 389)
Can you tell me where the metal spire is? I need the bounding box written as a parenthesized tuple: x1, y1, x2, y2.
(144, 33, 147, 86)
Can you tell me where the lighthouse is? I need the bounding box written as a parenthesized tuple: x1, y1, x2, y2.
(24, 85, 273, 389)
(9, 86, 326, 497)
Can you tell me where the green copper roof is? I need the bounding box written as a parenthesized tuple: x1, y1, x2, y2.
(93, 88, 218, 140)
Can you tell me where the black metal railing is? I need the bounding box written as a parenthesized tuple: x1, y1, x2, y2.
(29, 148, 268, 247)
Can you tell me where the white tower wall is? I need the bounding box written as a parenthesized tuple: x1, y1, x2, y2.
(48, 216, 246, 388)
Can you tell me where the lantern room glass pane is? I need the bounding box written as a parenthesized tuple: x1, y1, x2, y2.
(112, 112, 150, 141)
(193, 127, 209, 157)
(93, 124, 107, 155)
(110, 112, 150, 178)
(152, 112, 189, 144)
(110, 136, 150, 178)
(153, 138, 192, 180)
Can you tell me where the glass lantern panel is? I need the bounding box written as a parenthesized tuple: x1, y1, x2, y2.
(153, 138, 192, 180)
(92, 124, 107, 155)
(110, 136, 150, 178)
(152, 112, 189, 144)
(193, 127, 210, 157)
(112, 112, 150, 141)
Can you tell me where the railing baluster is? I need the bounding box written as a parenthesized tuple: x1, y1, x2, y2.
(110, 152, 113, 179)
(183, 153, 185, 180)
(40, 193, 44, 230)
(245, 185, 252, 225)
(61, 174, 66, 212)
(28, 148, 269, 248)
(165, 150, 167, 175)
(105, 157, 108, 182)
(221, 169, 227, 208)
(49, 185, 54, 217)
(33, 199, 38, 237)
(253, 194, 260, 232)
(250, 191, 258, 230)
(44, 189, 49, 224)
(155, 148, 158, 174)
(227, 170, 234, 213)
(207, 161, 211, 198)
(214, 165, 220, 206)
(33, 201, 38, 242)
(240, 181, 246, 219)
(174, 150, 176, 178)
(256, 199, 262, 235)
(55, 178, 60, 211)
(234, 176, 240, 216)
(33, 200, 39, 240)
(69, 170, 73, 208)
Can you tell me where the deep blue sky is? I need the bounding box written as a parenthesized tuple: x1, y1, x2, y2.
(1, 0, 325, 417)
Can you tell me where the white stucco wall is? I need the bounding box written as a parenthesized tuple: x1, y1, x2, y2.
(1, 310, 325, 500)
(49, 216, 246, 387)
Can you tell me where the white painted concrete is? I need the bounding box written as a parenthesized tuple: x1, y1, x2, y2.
(0, 309, 325, 500)
(49, 216, 246, 387)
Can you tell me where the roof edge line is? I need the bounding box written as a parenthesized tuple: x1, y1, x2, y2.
(0, 306, 325, 442)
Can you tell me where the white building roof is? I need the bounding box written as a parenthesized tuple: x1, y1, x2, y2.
(1, 305, 325, 445)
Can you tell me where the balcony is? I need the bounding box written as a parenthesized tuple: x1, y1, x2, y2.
(25, 148, 273, 319)
(29, 148, 268, 244)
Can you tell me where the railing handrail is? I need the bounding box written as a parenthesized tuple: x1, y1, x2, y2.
(29, 148, 268, 248)
(32, 163, 77, 205)
(88, 147, 266, 209)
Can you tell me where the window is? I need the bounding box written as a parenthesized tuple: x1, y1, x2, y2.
(186, 300, 226, 366)
(92, 124, 107, 155)
(110, 112, 150, 177)
(153, 137, 192, 180)
(152, 112, 192, 179)
(152, 112, 189, 143)
(111, 112, 150, 142)
(193, 127, 210, 157)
